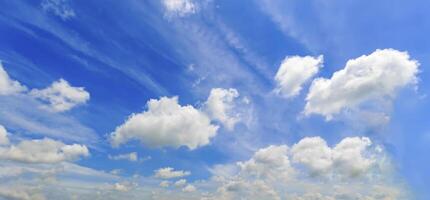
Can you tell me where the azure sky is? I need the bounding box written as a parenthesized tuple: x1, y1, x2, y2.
(0, 0, 429, 199)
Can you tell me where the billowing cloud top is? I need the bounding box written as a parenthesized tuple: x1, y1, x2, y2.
(110, 96, 219, 149)
(305, 49, 419, 119)
(0, 137, 89, 163)
(30, 79, 90, 112)
(204, 88, 241, 130)
(154, 167, 191, 179)
(274, 55, 323, 98)
(0, 63, 27, 95)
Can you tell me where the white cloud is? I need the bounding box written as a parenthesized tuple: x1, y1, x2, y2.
(204, 88, 240, 130)
(291, 136, 375, 177)
(0, 137, 89, 163)
(182, 184, 196, 192)
(174, 179, 187, 187)
(108, 152, 138, 162)
(112, 183, 129, 192)
(238, 145, 293, 181)
(274, 55, 323, 98)
(0, 186, 46, 200)
(0, 62, 27, 95)
(0, 125, 9, 145)
(207, 136, 404, 200)
(162, 0, 197, 17)
(30, 79, 90, 112)
(332, 137, 374, 177)
(159, 180, 171, 188)
(41, 0, 75, 20)
(110, 96, 218, 150)
(305, 49, 419, 119)
(154, 167, 191, 179)
(291, 137, 332, 175)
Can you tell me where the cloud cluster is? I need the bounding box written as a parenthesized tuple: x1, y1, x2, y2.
(30, 79, 90, 112)
(162, 0, 197, 17)
(274, 55, 323, 98)
(305, 49, 419, 119)
(0, 132, 89, 163)
(110, 96, 219, 150)
(108, 152, 138, 162)
(154, 167, 191, 179)
(0, 125, 9, 145)
(204, 88, 241, 130)
(207, 136, 403, 200)
(41, 0, 76, 20)
(0, 63, 27, 95)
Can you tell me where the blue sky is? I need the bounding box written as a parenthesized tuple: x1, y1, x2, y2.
(0, 0, 429, 199)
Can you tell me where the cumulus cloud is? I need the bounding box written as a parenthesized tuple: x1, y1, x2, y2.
(0, 125, 9, 145)
(154, 167, 191, 179)
(206, 136, 404, 200)
(162, 0, 197, 17)
(305, 49, 419, 119)
(0, 137, 89, 163)
(182, 184, 196, 192)
(291, 137, 332, 175)
(204, 88, 240, 130)
(30, 79, 90, 112)
(0, 186, 46, 200)
(0, 62, 27, 95)
(238, 145, 293, 181)
(174, 179, 187, 187)
(291, 136, 376, 177)
(108, 152, 138, 162)
(274, 55, 323, 98)
(159, 180, 171, 188)
(110, 96, 218, 150)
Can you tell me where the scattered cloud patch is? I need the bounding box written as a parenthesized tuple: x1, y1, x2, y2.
(154, 167, 191, 179)
(204, 88, 241, 130)
(0, 125, 9, 145)
(207, 136, 404, 199)
(110, 96, 218, 150)
(41, 0, 76, 20)
(182, 184, 196, 192)
(0, 136, 89, 163)
(305, 49, 419, 120)
(274, 55, 323, 98)
(162, 0, 197, 17)
(0, 62, 27, 95)
(30, 79, 90, 112)
(108, 152, 138, 162)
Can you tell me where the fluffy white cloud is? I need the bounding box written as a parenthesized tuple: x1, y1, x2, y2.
(207, 136, 404, 200)
(159, 180, 171, 188)
(238, 145, 293, 181)
(274, 55, 323, 98)
(0, 138, 89, 163)
(162, 0, 197, 17)
(204, 88, 240, 130)
(305, 49, 419, 119)
(112, 183, 129, 192)
(291, 137, 332, 175)
(30, 79, 90, 112)
(174, 179, 187, 187)
(332, 137, 374, 177)
(108, 152, 138, 162)
(110, 96, 218, 150)
(154, 167, 191, 179)
(0, 125, 9, 145)
(291, 136, 375, 177)
(0, 63, 27, 95)
(182, 184, 196, 192)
